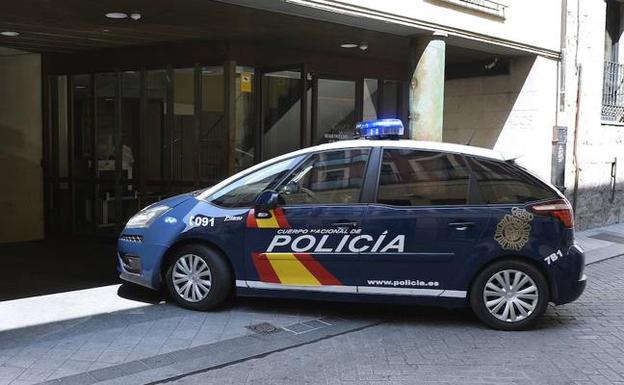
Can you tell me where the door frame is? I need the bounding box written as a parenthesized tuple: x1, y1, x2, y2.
(256, 64, 307, 163)
(310, 74, 364, 146)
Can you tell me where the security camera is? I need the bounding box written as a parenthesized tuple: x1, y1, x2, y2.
(484, 57, 499, 70)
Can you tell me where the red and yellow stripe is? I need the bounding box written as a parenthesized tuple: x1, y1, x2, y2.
(246, 208, 290, 229)
(252, 252, 341, 286)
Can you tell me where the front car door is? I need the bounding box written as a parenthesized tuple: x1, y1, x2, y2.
(359, 147, 492, 299)
(243, 147, 372, 294)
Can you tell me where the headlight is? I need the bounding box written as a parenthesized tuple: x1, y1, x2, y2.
(125, 205, 171, 228)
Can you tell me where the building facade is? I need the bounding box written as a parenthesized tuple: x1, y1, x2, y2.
(0, 0, 620, 242)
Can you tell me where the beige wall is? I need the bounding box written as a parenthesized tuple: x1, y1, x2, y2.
(559, 0, 624, 229)
(0, 47, 43, 242)
(444, 55, 558, 180)
(292, 0, 562, 53)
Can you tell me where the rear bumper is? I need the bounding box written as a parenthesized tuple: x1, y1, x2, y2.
(554, 273, 586, 305)
(551, 243, 586, 305)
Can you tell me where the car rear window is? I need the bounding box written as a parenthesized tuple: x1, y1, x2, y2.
(466, 157, 557, 204)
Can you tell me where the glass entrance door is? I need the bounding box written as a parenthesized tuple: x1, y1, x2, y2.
(260, 67, 305, 160)
(313, 78, 357, 145)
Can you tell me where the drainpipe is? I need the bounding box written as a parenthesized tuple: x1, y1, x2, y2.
(572, 65, 582, 213)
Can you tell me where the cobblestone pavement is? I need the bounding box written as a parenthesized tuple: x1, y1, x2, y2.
(0, 293, 332, 385)
(167, 256, 624, 385)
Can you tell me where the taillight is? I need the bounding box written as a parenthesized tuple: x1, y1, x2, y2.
(528, 199, 574, 228)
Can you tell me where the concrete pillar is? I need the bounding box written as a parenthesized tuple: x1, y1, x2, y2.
(408, 31, 447, 141)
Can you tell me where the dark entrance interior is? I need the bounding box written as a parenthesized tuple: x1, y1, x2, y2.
(44, 52, 408, 238)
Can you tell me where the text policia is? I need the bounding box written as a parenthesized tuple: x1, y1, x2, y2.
(266, 229, 405, 254)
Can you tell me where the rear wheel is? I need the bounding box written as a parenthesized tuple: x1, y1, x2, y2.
(165, 244, 232, 311)
(470, 259, 549, 331)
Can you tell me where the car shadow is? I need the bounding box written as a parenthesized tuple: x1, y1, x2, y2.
(116, 282, 483, 329)
(116, 282, 164, 304)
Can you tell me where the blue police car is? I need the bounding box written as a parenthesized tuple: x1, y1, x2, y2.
(118, 119, 586, 330)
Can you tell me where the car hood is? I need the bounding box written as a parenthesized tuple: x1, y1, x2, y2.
(151, 192, 195, 209)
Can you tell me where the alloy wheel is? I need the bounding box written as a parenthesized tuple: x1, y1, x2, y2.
(172, 254, 212, 302)
(483, 269, 539, 323)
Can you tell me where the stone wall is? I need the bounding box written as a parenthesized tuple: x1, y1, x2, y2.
(571, 123, 624, 229)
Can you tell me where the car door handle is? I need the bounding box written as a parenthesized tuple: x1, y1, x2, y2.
(331, 221, 359, 228)
(448, 221, 475, 231)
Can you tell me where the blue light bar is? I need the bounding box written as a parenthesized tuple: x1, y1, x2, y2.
(356, 119, 404, 139)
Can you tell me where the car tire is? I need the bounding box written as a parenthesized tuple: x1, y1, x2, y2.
(469, 259, 549, 331)
(165, 244, 233, 311)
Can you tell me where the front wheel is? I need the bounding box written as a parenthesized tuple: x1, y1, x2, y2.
(470, 259, 549, 331)
(165, 244, 233, 311)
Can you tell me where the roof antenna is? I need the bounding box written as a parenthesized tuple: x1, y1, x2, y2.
(465, 130, 476, 146)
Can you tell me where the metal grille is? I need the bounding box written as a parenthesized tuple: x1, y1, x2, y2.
(589, 232, 624, 244)
(119, 235, 143, 242)
(602, 61, 624, 122)
(436, 0, 507, 18)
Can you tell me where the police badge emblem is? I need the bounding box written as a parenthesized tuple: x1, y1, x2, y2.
(494, 207, 534, 251)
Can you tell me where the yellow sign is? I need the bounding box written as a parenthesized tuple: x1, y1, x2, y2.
(240, 72, 252, 93)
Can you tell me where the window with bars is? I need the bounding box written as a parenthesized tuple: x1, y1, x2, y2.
(602, 0, 623, 122)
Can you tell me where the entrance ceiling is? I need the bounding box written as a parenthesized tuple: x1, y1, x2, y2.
(0, 0, 512, 64)
(0, 0, 407, 57)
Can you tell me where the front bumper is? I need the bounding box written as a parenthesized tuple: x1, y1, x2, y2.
(117, 239, 169, 290)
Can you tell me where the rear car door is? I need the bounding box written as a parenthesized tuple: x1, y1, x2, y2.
(358, 148, 492, 298)
(243, 148, 371, 293)
(462, 156, 568, 274)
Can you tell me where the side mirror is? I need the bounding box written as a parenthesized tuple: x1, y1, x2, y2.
(254, 190, 281, 214)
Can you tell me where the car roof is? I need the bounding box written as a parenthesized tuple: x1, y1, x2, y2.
(197, 139, 506, 201)
(309, 139, 506, 161)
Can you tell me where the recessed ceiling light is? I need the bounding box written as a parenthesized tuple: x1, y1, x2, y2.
(129, 13, 142, 21)
(340, 43, 358, 48)
(75, 85, 87, 89)
(105, 12, 128, 19)
(0, 31, 20, 37)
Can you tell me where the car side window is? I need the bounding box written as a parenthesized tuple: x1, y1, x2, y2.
(277, 149, 370, 205)
(208, 156, 304, 208)
(466, 157, 557, 204)
(377, 149, 469, 206)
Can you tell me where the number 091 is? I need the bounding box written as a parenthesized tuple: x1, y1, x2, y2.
(190, 216, 215, 227)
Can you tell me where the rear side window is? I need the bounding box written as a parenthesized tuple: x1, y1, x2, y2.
(377, 149, 469, 206)
(467, 157, 557, 204)
(278, 148, 370, 205)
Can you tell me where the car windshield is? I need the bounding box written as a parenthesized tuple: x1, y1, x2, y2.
(206, 155, 305, 208)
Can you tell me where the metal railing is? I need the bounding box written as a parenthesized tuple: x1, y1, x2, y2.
(436, 0, 507, 18)
(602, 61, 624, 122)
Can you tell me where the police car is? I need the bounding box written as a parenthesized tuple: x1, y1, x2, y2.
(118, 119, 586, 330)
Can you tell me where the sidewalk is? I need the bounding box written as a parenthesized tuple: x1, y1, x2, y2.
(575, 222, 624, 264)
